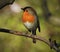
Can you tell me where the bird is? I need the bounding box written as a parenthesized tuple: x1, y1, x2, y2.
(21, 6, 40, 43)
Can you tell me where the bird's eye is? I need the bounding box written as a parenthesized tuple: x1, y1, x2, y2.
(26, 10, 28, 12)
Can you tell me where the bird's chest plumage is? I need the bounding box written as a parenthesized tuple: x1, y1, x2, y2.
(22, 11, 35, 29)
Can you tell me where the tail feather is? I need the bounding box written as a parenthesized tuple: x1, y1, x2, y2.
(32, 30, 36, 43)
(37, 21, 40, 32)
(37, 17, 40, 32)
(38, 25, 40, 32)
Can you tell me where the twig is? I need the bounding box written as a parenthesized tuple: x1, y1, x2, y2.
(0, 28, 60, 52)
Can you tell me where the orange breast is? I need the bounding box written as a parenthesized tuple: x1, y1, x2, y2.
(22, 11, 35, 23)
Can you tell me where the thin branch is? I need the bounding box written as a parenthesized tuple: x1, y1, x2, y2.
(0, 28, 60, 52)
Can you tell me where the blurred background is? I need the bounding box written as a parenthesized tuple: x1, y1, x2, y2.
(0, 0, 60, 52)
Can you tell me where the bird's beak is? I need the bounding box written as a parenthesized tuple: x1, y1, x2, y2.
(21, 8, 24, 11)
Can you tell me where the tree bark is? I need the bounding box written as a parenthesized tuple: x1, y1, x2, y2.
(0, 0, 15, 9)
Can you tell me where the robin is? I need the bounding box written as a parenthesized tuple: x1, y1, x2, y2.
(21, 6, 40, 43)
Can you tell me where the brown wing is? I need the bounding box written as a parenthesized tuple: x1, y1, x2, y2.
(27, 7, 40, 32)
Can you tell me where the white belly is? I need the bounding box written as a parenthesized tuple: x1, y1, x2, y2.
(24, 21, 34, 29)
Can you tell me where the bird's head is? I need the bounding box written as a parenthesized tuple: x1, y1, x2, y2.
(21, 6, 36, 16)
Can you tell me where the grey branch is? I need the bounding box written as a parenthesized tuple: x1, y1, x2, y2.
(0, 28, 60, 52)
